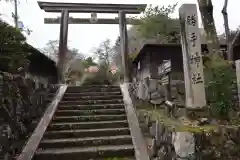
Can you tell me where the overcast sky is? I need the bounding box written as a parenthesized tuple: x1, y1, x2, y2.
(0, 0, 239, 56)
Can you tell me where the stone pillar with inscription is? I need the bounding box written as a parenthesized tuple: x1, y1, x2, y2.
(179, 4, 206, 109)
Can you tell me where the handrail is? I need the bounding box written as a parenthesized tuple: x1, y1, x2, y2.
(120, 83, 150, 160)
(17, 85, 68, 160)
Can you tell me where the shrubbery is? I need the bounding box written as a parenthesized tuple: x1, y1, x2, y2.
(81, 64, 121, 85)
(204, 55, 237, 119)
(0, 20, 30, 73)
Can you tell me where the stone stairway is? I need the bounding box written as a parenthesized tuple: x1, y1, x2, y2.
(33, 85, 136, 160)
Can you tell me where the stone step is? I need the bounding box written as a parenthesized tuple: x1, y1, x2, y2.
(86, 157, 135, 160)
(39, 135, 132, 148)
(52, 115, 127, 122)
(59, 99, 124, 105)
(32, 85, 138, 160)
(43, 128, 130, 139)
(66, 86, 121, 93)
(67, 85, 120, 89)
(48, 92, 122, 98)
(58, 104, 125, 110)
(55, 109, 125, 116)
(62, 91, 122, 97)
(34, 145, 134, 160)
(62, 95, 123, 101)
(48, 120, 129, 130)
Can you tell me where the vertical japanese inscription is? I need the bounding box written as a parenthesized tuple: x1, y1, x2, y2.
(189, 32, 197, 47)
(189, 52, 201, 66)
(187, 14, 197, 26)
(186, 12, 204, 86)
(179, 4, 206, 108)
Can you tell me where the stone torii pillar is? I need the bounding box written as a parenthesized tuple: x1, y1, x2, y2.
(119, 11, 129, 82)
(37, 1, 146, 83)
(58, 10, 69, 83)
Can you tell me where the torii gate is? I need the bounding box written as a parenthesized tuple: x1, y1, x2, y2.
(37, 1, 147, 83)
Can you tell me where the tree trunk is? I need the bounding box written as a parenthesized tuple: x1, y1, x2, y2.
(197, 0, 220, 57)
(222, 0, 232, 61)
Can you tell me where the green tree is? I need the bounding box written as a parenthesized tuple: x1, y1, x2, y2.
(134, 4, 180, 43)
(0, 19, 29, 73)
(197, 0, 237, 118)
(112, 4, 181, 72)
(82, 57, 97, 68)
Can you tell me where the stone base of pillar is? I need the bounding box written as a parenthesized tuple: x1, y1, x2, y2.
(185, 107, 209, 120)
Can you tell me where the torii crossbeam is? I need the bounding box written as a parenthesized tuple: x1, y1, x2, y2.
(38, 1, 147, 83)
(38, 1, 146, 13)
(44, 17, 141, 25)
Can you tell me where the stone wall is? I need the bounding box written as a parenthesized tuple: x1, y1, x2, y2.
(138, 110, 240, 160)
(133, 71, 238, 111)
(0, 71, 58, 159)
(132, 72, 185, 105)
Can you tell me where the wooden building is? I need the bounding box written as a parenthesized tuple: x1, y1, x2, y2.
(0, 43, 58, 84)
(26, 44, 58, 84)
(131, 43, 240, 102)
(132, 44, 240, 80)
(132, 44, 183, 80)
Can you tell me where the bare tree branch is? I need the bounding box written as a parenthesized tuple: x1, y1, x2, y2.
(222, 0, 232, 60)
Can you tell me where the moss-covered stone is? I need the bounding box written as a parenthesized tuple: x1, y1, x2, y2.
(137, 105, 240, 159)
